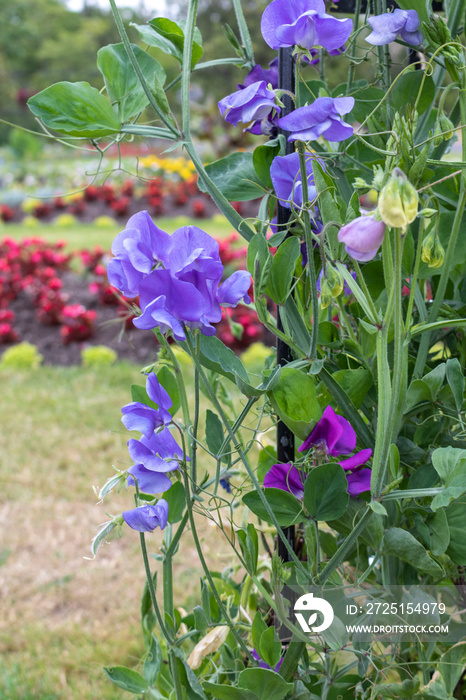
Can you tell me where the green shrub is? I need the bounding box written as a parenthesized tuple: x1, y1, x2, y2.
(81, 345, 117, 368)
(0, 342, 43, 369)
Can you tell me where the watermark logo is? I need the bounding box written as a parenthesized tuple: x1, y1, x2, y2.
(294, 592, 334, 634)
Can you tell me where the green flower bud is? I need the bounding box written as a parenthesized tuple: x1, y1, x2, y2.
(353, 177, 371, 194)
(433, 121, 444, 147)
(378, 168, 418, 233)
(439, 113, 455, 140)
(421, 229, 445, 269)
(319, 264, 343, 309)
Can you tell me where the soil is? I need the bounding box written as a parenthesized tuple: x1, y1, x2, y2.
(4, 272, 160, 367)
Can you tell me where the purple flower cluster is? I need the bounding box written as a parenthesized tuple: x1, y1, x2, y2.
(264, 405, 372, 498)
(107, 212, 252, 341)
(119, 373, 183, 533)
(270, 151, 318, 209)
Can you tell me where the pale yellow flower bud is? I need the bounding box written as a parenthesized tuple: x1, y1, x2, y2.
(421, 229, 445, 269)
(378, 168, 418, 233)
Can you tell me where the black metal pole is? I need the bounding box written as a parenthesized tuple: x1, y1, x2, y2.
(276, 46, 296, 564)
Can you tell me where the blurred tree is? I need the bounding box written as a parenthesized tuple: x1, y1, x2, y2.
(0, 0, 142, 142)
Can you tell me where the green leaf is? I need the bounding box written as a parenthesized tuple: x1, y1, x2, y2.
(198, 153, 266, 201)
(104, 667, 149, 693)
(259, 627, 282, 670)
(193, 606, 209, 634)
(242, 488, 304, 527)
(97, 43, 166, 122)
(266, 236, 301, 305)
(253, 136, 284, 189)
(369, 501, 388, 516)
(203, 684, 257, 700)
(396, 0, 430, 27)
(414, 509, 450, 556)
(238, 668, 293, 700)
(446, 358, 464, 412)
(247, 232, 271, 277)
(438, 642, 466, 695)
(237, 524, 259, 574)
(163, 481, 186, 524)
(179, 335, 249, 384)
(347, 85, 385, 124)
(445, 496, 466, 564)
(205, 409, 224, 457)
(235, 365, 281, 399)
(303, 463, 349, 521)
(28, 81, 121, 138)
(157, 366, 180, 417)
(383, 528, 444, 577)
(391, 70, 435, 115)
(432, 446, 466, 485)
(329, 369, 373, 409)
(171, 647, 208, 700)
(143, 634, 163, 686)
(312, 161, 342, 255)
(268, 367, 322, 440)
(251, 611, 267, 652)
(138, 18, 203, 68)
(280, 296, 313, 356)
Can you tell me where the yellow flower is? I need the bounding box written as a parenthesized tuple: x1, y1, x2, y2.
(378, 168, 418, 233)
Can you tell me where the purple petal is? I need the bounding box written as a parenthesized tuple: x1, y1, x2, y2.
(404, 10, 421, 32)
(270, 151, 317, 209)
(263, 463, 305, 499)
(299, 405, 356, 455)
(314, 14, 353, 52)
(122, 500, 169, 532)
(217, 270, 252, 307)
(334, 414, 357, 454)
(368, 9, 406, 35)
(400, 28, 423, 45)
(332, 96, 355, 116)
(121, 402, 167, 438)
(127, 464, 173, 494)
(338, 216, 386, 256)
(346, 469, 372, 496)
(339, 448, 372, 471)
(321, 118, 354, 142)
(146, 373, 172, 411)
(344, 245, 380, 262)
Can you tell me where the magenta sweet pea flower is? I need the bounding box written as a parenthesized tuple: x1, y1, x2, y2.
(366, 9, 422, 46)
(261, 0, 353, 52)
(122, 500, 169, 532)
(299, 405, 356, 455)
(338, 215, 386, 262)
(218, 80, 280, 130)
(270, 151, 318, 209)
(263, 463, 305, 499)
(277, 97, 354, 142)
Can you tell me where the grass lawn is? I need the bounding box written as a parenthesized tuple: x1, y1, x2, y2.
(0, 352, 273, 698)
(0, 216, 234, 252)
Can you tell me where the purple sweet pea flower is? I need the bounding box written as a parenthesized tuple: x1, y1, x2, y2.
(270, 151, 318, 209)
(345, 468, 372, 496)
(299, 405, 356, 455)
(107, 211, 171, 298)
(218, 81, 280, 130)
(251, 649, 283, 672)
(277, 97, 354, 142)
(241, 58, 279, 89)
(122, 500, 169, 532)
(121, 373, 172, 438)
(338, 215, 386, 262)
(261, 0, 353, 52)
(366, 9, 422, 46)
(127, 427, 183, 474)
(263, 463, 305, 499)
(127, 464, 173, 494)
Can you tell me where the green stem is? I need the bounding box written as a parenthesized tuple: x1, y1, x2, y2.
(405, 218, 425, 329)
(139, 532, 174, 643)
(169, 650, 184, 700)
(347, 0, 362, 93)
(181, 0, 198, 138)
(181, 466, 253, 658)
(315, 507, 373, 584)
(109, 0, 180, 136)
(414, 183, 466, 377)
(185, 330, 311, 580)
(192, 334, 200, 484)
(232, 0, 254, 66)
(297, 143, 319, 359)
(184, 141, 255, 242)
(162, 526, 174, 624)
(370, 326, 391, 497)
